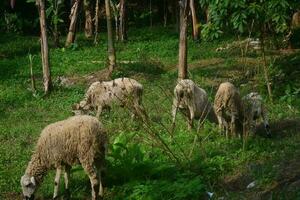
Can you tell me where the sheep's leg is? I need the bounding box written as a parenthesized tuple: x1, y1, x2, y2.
(261, 106, 271, 137)
(64, 165, 71, 198)
(80, 160, 100, 200)
(216, 114, 227, 136)
(171, 99, 179, 133)
(230, 114, 238, 138)
(96, 106, 103, 119)
(97, 168, 104, 198)
(53, 167, 62, 199)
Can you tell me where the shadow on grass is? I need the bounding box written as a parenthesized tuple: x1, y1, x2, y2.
(112, 61, 167, 81)
(255, 118, 300, 138)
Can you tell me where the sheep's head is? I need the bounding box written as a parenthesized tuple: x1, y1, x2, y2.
(20, 175, 36, 200)
(72, 101, 91, 115)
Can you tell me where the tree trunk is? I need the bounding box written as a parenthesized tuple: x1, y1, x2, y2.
(53, 22, 60, 47)
(36, 0, 52, 94)
(205, 7, 210, 23)
(178, 0, 189, 80)
(119, 0, 127, 41)
(261, 35, 273, 102)
(94, 0, 100, 44)
(84, 0, 93, 38)
(163, 0, 167, 27)
(65, 0, 81, 47)
(110, 0, 119, 41)
(189, 0, 199, 40)
(150, 0, 152, 27)
(105, 0, 116, 74)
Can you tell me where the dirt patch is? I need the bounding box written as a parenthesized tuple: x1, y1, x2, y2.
(55, 68, 112, 87)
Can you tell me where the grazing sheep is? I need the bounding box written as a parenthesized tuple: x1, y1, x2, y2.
(20, 115, 108, 200)
(73, 77, 146, 119)
(242, 92, 271, 137)
(214, 82, 244, 138)
(172, 79, 217, 130)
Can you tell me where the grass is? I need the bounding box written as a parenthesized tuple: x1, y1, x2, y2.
(0, 26, 300, 199)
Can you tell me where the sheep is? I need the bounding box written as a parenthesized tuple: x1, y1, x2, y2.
(172, 79, 217, 131)
(20, 115, 108, 200)
(242, 92, 271, 137)
(73, 77, 147, 120)
(214, 82, 244, 138)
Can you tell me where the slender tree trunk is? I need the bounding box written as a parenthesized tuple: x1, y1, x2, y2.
(178, 0, 189, 80)
(110, 0, 119, 41)
(261, 35, 273, 102)
(65, 0, 81, 47)
(53, 21, 60, 47)
(94, 0, 100, 44)
(189, 0, 199, 40)
(150, 0, 152, 27)
(119, 0, 127, 41)
(36, 0, 52, 94)
(84, 0, 93, 38)
(163, 0, 167, 27)
(205, 7, 210, 23)
(105, 0, 116, 74)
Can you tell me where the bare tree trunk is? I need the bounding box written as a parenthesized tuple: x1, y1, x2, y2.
(119, 0, 127, 41)
(150, 0, 152, 27)
(110, 0, 119, 41)
(178, 0, 189, 80)
(36, 0, 52, 94)
(261, 35, 273, 102)
(65, 0, 81, 47)
(53, 21, 60, 47)
(105, 0, 116, 74)
(205, 7, 210, 23)
(163, 0, 167, 27)
(84, 0, 93, 38)
(189, 0, 199, 40)
(94, 0, 100, 44)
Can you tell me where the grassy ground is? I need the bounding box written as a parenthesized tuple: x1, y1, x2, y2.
(0, 26, 300, 200)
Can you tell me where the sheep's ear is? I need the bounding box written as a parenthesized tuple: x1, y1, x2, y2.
(31, 177, 36, 186)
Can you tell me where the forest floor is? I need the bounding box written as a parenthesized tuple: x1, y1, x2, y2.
(1, 26, 300, 200)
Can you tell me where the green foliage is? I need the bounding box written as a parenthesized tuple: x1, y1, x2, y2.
(199, 0, 294, 40)
(1, 27, 300, 199)
(201, 23, 223, 41)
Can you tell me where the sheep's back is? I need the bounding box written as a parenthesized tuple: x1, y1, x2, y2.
(36, 115, 105, 167)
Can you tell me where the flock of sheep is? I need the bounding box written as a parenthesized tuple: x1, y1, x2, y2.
(20, 77, 271, 200)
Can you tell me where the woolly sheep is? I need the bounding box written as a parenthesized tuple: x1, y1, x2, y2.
(73, 77, 146, 119)
(242, 92, 271, 137)
(20, 115, 108, 200)
(172, 79, 217, 130)
(214, 82, 244, 138)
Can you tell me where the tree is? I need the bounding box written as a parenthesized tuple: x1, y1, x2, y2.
(36, 0, 52, 93)
(94, 0, 100, 44)
(189, 0, 199, 40)
(84, 0, 93, 38)
(65, 0, 81, 47)
(119, 0, 127, 41)
(105, 0, 116, 75)
(178, 0, 189, 80)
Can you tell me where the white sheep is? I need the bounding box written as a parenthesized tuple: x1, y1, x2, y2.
(20, 115, 108, 200)
(73, 77, 146, 119)
(172, 79, 217, 131)
(214, 82, 244, 138)
(242, 92, 271, 137)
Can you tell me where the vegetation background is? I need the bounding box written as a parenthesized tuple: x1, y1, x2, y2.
(0, 0, 300, 199)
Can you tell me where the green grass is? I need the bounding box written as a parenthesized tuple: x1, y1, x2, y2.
(0, 26, 300, 199)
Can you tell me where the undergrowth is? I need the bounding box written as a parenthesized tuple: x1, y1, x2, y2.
(0, 26, 299, 199)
